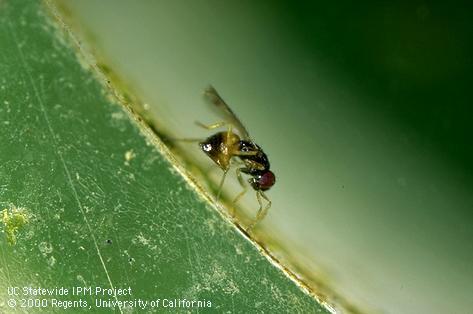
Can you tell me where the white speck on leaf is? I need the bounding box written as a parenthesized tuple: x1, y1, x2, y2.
(48, 255, 56, 267)
(124, 149, 136, 166)
(38, 241, 53, 255)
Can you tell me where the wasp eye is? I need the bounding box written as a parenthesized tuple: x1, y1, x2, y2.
(250, 171, 275, 191)
(259, 171, 276, 190)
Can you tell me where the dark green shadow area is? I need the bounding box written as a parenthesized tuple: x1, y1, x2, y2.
(0, 1, 329, 313)
(277, 1, 473, 179)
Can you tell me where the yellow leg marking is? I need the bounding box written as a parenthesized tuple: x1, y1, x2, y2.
(234, 150, 258, 156)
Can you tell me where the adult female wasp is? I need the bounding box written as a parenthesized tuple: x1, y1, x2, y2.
(194, 86, 276, 230)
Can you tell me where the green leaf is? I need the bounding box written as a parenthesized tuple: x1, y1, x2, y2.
(0, 1, 329, 313)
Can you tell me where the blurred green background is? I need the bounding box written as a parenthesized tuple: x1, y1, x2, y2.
(57, 1, 473, 313)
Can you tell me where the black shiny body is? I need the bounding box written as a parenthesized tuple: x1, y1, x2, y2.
(238, 140, 270, 175)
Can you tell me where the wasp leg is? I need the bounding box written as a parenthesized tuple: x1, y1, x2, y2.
(216, 168, 229, 202)
(247, 190, 272, 231)
(196, 121, 235, 146)
(226, 124, 234, 144)
(171, 122, 229, 142)
(195, 121, 229, 130)
(231, 167, 248, 217)
(237, 158, 265, 172)
(234, 150, 258, 156)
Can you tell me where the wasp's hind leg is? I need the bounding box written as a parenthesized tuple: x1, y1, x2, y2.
(169, 121, 228, 142)
(195, 121, 230, 130)
(170, 120, 234, 144)
(231, 167, 248, 217)
(247, 190, 272, 231)
(171, 120, 234, 143)
(195, 121, 236, 144)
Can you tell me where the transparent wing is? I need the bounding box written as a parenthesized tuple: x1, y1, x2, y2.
(203, 85, 251, 139)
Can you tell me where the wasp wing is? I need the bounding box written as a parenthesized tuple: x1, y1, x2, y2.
(203, 86, 251, 140)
